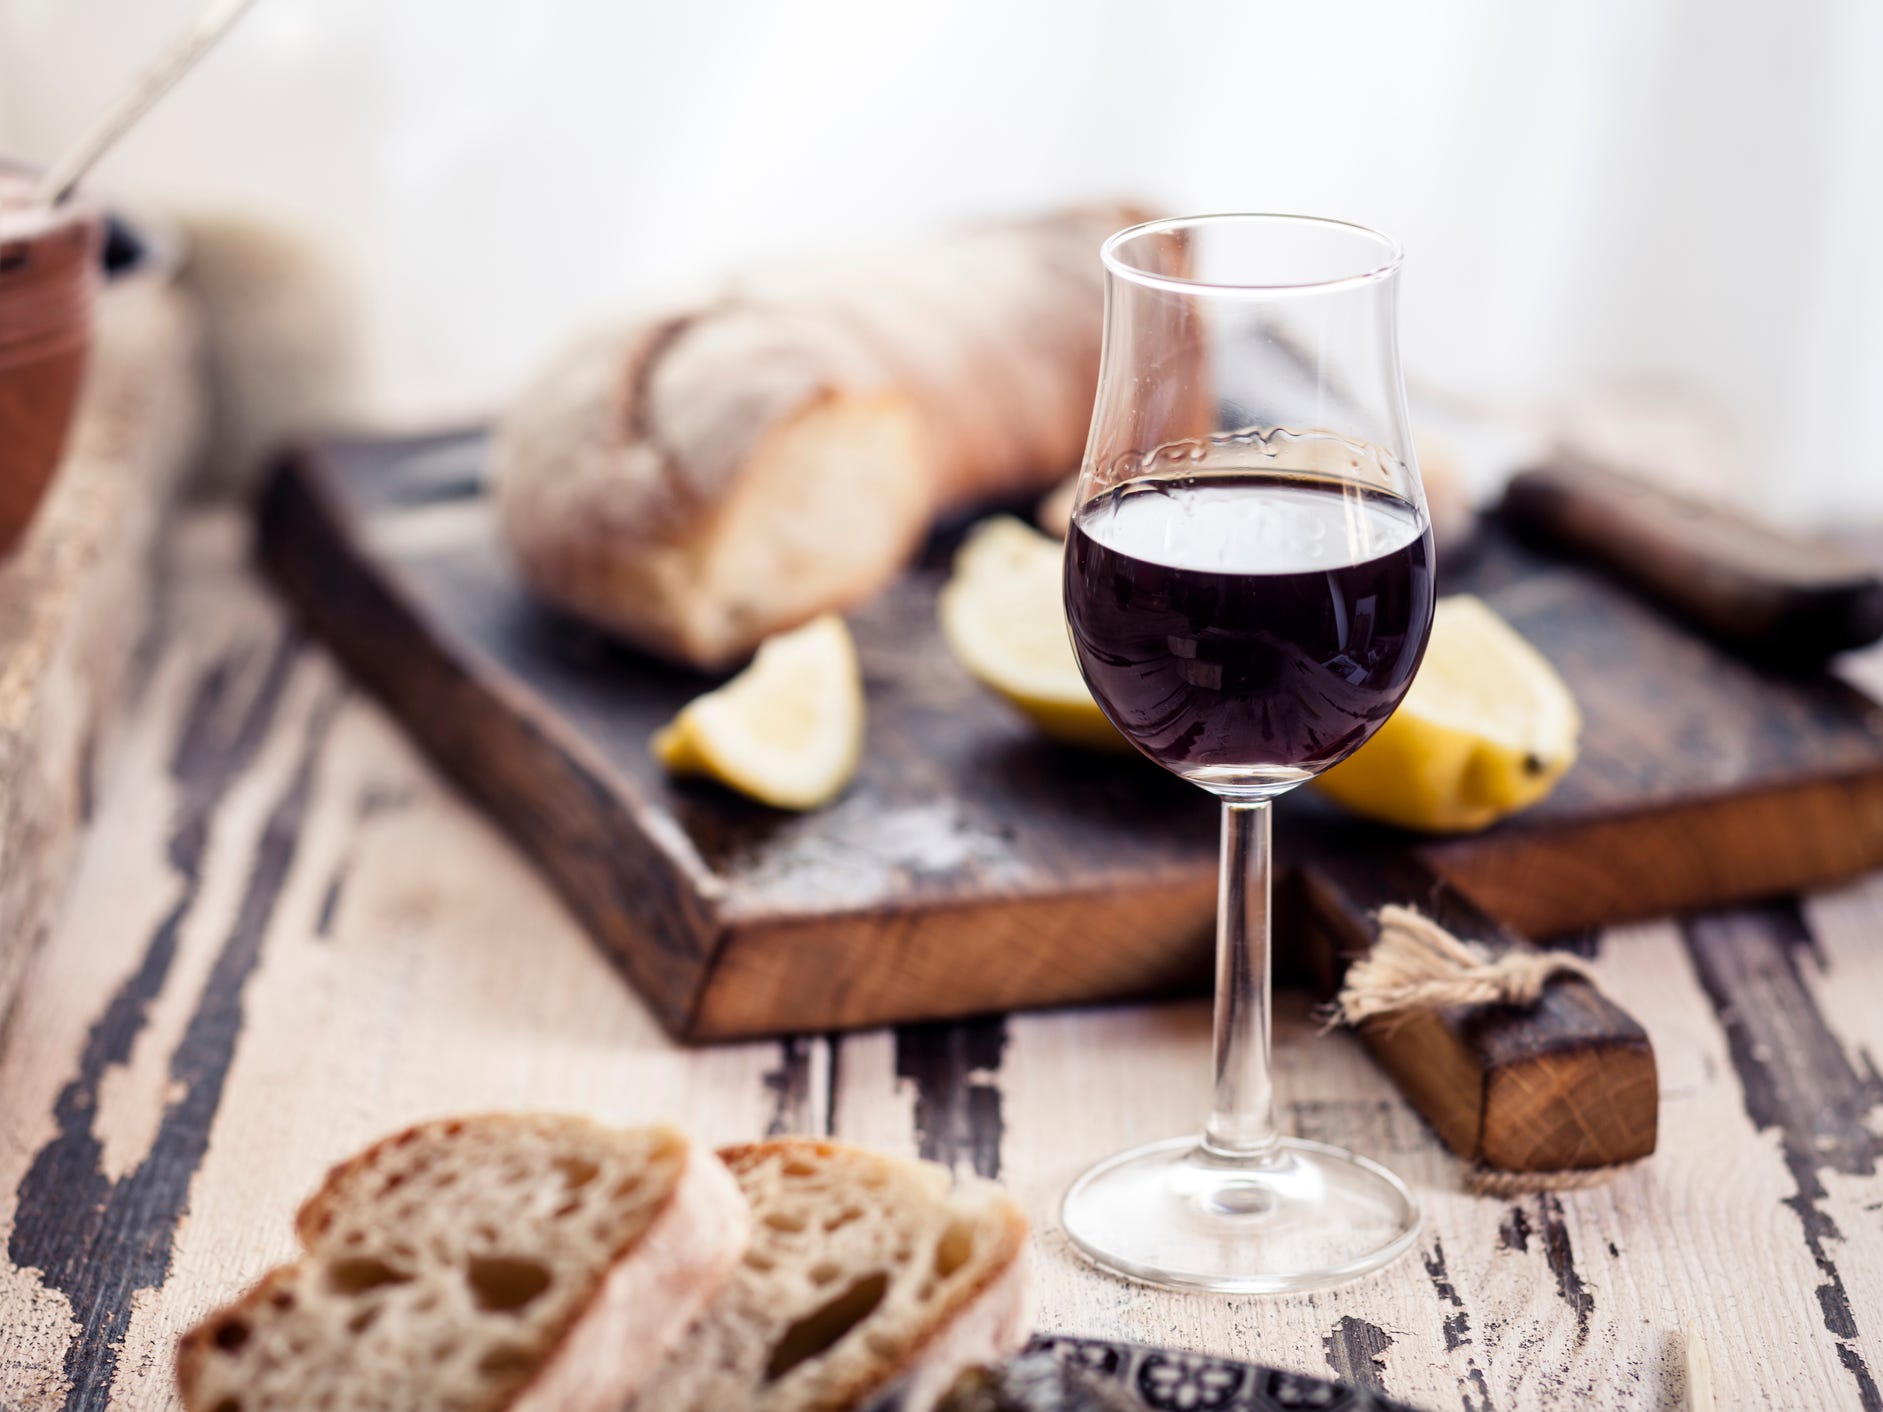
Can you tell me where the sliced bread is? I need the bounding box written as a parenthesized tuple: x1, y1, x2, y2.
(176, 1114, 747, 1412)
(627, 1138, 1032, 1412)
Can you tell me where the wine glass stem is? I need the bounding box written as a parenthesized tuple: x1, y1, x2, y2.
(1204, 798, 1279, 1158)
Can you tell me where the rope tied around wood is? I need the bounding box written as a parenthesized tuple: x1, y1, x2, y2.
(1329, 905, 1637, 1195)
(1330, 904, 1601, 1028)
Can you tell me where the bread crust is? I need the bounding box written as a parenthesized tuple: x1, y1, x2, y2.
(175, 1264, 301, 1404)
(707, 1138, 1033, 1411)
(510, 1140, 746, 1412)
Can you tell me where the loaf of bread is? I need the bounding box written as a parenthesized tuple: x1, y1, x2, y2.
(175, 1115, 746, 1412)
(493, 205, 1144, 670)
(626, 1138, 1031, 1411)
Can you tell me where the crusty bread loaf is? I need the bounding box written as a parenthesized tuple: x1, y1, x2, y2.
(493, 206, 1144, 671)
(627, 1138, 1031, 1412)
(176, 1115, 747, 1412)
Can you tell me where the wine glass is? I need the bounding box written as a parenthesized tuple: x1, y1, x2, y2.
(1060, 214, 1434, 1293)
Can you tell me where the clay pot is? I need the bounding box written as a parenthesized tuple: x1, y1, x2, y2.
(0, 164, 103, 557)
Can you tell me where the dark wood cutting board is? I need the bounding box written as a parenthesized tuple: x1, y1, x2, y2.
(259, 431, 1883, 1044)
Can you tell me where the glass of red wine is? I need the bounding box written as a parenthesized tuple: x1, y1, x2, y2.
(1060, 214, 1434, 1293)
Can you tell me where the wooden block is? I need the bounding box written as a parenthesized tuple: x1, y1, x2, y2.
(1294, 849, 1658, 1171)
(0, 270, 203, 1014)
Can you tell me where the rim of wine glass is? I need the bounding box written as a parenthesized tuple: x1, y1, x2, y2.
(1101, 213, 1404, 297)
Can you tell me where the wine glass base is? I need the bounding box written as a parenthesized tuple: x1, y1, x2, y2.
(1060, 1135, 1419, 1294)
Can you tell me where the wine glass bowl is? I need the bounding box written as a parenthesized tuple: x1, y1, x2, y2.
(1065, 455, 1433, 792)
(1058, 215, 1433, 1293)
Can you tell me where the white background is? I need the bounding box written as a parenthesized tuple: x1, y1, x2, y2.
(3, 0, 1879, 519)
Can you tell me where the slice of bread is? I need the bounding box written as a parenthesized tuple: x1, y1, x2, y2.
(628, 1138, 1032, 1412)
(176, 1114, 747, 1412)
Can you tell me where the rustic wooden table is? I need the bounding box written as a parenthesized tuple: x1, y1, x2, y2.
(3, 511, 1881, 1411)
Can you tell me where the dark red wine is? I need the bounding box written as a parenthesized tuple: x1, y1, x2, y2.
(1066, 473, 1433, 788)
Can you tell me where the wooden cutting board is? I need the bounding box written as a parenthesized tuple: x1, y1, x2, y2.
(259, 430, 1883, 1043)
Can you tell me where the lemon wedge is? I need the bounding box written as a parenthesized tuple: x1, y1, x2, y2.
(651, 615, 864, 809)
(1315, 594, 1580, 833)
(938, 516, 1126, 751)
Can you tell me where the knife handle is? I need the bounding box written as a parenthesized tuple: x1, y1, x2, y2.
(1499, 460, 1883, 664)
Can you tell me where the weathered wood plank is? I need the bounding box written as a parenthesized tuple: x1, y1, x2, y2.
(1001, 994, 1481, 1412)
(3, 512, 1882, 1411)
(0, 271, 203, 1020)
(894, 1018, 1008, 1180)
(1685, 899, 1883, 1408)
(994, 906, 1883, 1410)
(0, 517, 787, 1409)
(1540, 918, 1873, 1410)
(0, 519, 309, 1409)
(1801, 876, 1883, 1407)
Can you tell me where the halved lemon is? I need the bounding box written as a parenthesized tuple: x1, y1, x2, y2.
(938, 516, 1126, 751)
(1315, 594, 1580, 833)
(651, 615, 864, 810)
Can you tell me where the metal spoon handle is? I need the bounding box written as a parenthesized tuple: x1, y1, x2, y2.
(36, 0, 264, 207)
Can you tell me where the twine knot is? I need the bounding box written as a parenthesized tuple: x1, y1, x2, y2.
(1330, 906, 1634, 1194)
(1331, 904, 1600, 1029)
